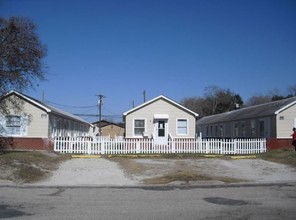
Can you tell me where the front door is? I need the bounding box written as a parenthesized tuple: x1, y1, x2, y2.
(154, 120, 168, 145)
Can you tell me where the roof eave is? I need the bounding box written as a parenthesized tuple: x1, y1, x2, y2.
(274, 100, 296, 114)
(123, 95, 199, 118)
(9, 90, 52, 113)
(5, 90, 92, 126)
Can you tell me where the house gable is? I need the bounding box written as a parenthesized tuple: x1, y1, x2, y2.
(276, 101, 296, 138)
(1, 90, 91, 125)
(196, 97, 296, 139)
(92, 120, 124, 138)
(0, 90, 92, 138)
(123, 95, 198, 117)
(123, 95, 198, 139)
(0, 92, 50, 137)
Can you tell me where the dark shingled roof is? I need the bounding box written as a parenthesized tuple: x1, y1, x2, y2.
(92, 120, 124, 128)
(197, 97, 296, 125)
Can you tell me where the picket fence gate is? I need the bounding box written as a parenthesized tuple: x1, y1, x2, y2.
(54, 137, 267, 155)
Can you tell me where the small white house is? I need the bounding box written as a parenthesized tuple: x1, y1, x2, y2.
(0, 90, 93, 138)
(196, 97, 296, 139)
(123, 95, 199, 145)
(196, 96, 296, 149)
(0, 90, 94, 150)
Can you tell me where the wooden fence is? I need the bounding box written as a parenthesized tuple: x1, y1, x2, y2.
(54, 137, 266, 155)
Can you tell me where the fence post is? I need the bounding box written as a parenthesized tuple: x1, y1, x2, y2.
(87, 138, 91, 154)
(197, 137, 201, 153)
(101, 138, 105, 154)
(54, 137, 57, 152)
(206, 140, 209, 154)
(70, 137, 73, 154)
(65, 137, 69, 153)
(260, 138, 266, 153)
(172, 139, 175, 153)
(233, 139, 237, 155)
(136, 141, 140, 154)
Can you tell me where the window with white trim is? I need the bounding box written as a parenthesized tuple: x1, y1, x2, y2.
(134, 119, 145, 136)
(177, 119, 188, 135)
(6, 115, 21, 135)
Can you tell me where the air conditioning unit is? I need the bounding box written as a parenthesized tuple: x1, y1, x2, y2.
(143, 132, 149, 138)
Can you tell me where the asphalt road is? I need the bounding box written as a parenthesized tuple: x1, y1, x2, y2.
(1, 183, 296, 220)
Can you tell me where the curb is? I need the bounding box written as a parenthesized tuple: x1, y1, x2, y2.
(108, 154, 161, 158)
(71, 155, 101, 158)
(70, 154, 257, 159)
(202, 155, 224, 158)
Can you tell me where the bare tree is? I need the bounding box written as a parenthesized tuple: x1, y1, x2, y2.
(181, 86, 243, 117)
(245, 95, 271, 106)
(288, 84, 296, 96)
(180, 97, 205, 117)
(203, 86, 220, 115)
(0, 16, 47, 96)
(202, 86, 242, 115)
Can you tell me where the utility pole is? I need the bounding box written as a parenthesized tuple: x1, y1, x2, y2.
(143, 90, 146, 103)
(96, 94, 105, 136)
(42, 90, 45, 102)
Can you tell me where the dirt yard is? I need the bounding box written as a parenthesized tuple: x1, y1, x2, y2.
(27, 156, 296, 186)
(1, 151, 296, 186)
(112, 157, 296, 185)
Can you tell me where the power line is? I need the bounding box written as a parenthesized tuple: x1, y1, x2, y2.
(73, 114, 122, 118)
(96, 94, 106, 136)
(45, 100, 97, 109)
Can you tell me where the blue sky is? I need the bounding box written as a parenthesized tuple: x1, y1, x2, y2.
(1, 0, 296, 122)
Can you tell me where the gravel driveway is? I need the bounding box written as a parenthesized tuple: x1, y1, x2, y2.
(32, 157, 296, 187)
(35, 158, 137, 186)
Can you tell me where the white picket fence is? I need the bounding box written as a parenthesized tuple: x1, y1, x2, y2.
(54, 137, 266, 155)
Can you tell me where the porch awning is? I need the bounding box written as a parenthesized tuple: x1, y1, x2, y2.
(154, 114, 169, 119)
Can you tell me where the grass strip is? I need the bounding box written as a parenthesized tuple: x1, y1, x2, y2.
(257, 149, 296, 167)
(143, 171, 244, 184)
(0, 151, 70, 183)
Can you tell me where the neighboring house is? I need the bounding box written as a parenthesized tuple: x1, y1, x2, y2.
(0, 90, 94, 150)
(123, 95, 199, 145)
(92, 120, 124, 138)
(196, 97, 296, 149)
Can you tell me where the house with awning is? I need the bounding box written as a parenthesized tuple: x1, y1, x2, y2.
(123, 95, 199, 145)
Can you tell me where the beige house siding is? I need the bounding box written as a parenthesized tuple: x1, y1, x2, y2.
(0, 91, 93, 139)
(0, 94, 49, 138)
(125, 98, 196, 138)
(22, 100, 49, 138)
(101, 124, 124, 138)
(276, 104, 296, 138)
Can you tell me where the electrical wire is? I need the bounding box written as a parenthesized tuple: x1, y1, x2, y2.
(45, 99, 122, 122)
(45, 100, 97, 109)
